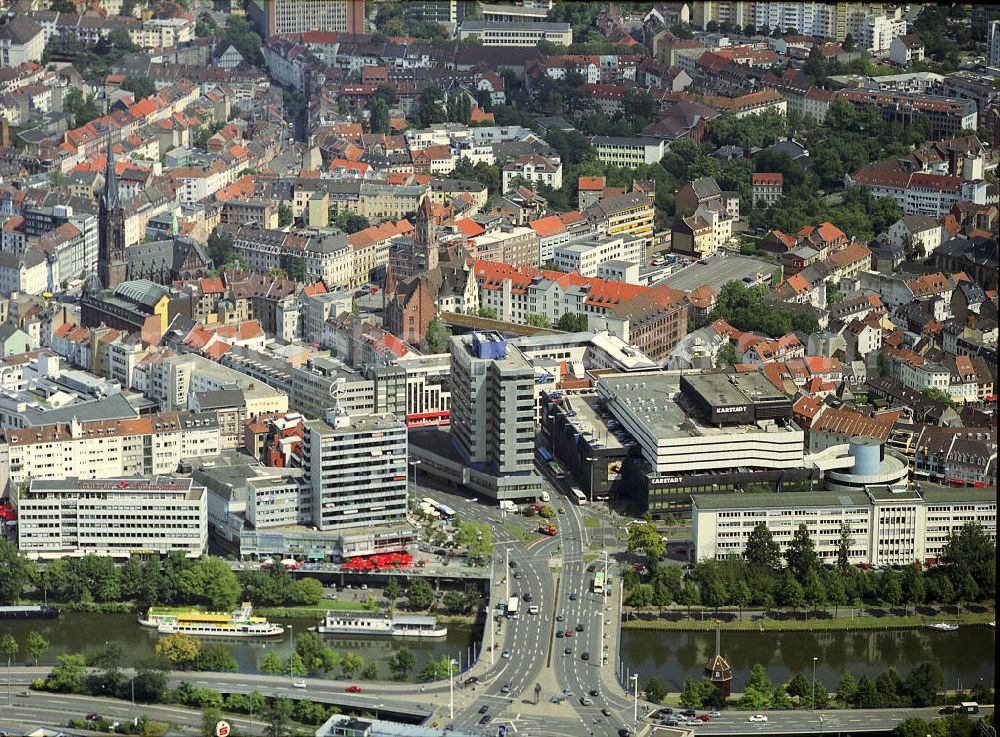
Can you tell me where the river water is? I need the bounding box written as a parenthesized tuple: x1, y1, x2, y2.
(619, 626, 996, 692)
(0, 613, 480, 677)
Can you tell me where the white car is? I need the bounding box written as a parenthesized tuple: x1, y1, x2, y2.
(293, 681, 307, 688)
(748, 714, 768, 723)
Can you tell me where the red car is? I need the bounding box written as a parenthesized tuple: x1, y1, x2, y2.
(699, 715, 710, 722)
(565, 629, 573, 637)
(345, 685, 362, 693)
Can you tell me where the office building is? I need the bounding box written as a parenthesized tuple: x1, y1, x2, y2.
(692, 481, 996, 567)
(591, 136, 668, 167)
(302, 413, 408, 532)
(457, 20, 573, 46)
(990, 20, 1000, 67)
(542, 370, 808, 515)
(247, 0, 364, 37)
(15, 477, 208, 559)
(553, 233, 645, 277)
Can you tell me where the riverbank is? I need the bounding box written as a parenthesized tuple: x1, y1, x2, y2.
(255, 604, 476, 625)
(621, 608, 996, 631)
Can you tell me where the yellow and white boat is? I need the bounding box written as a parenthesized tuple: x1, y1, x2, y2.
(139, 602, 283, 638)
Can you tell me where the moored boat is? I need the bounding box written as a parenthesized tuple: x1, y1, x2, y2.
(925, 622, 959, 632)
(139, 602, 282, 638)
(310, 611, 447, 638)
(0, 605, 60, 619)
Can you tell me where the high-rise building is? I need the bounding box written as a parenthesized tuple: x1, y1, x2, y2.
(450, 332, 535, 476)
(246, 0, 364, 37)
(989, 20, 1000, 67)
(98, 138, 126, 289)
(302, 413, 408, 532)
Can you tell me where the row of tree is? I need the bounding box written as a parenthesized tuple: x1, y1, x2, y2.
(624, 521, 995, 611)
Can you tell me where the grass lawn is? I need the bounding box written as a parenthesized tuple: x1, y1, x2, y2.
(583, 515, 600, 528)
(621, 608, 997, 632)
(502, 522, 542, 546)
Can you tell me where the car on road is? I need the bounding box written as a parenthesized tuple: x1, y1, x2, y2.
(478, 715, 491, 725)
(528, 605, 539, 615)
(698, 715, 710, 722)
(618, 729, 631, 737)
(479, 705, 489, 714)
(508, 560, 517, 568)
(85, 714, 101, 722)
(586, 564, 596, 572)
(569, 593, 578, 600)
(556, 613, 564, 621)
(501, 649, 511, 658)
(564, 646, 573, 655)
(564, 629, 573, 637)
(549, 696, 563, 704)
(292, 681, 306, 688)
(500, 682, 511, 693)
(748, 715, 768, 723)
(589, 689, 600, 697)
(686, 720, 702, 726)
(558, 507, 565, 514)
(522, 592, 532, 602)
(939, 706, 958, 715)
(513, 571, 522, 579)
(463, 676, 480, 686)
(680, 709, 695, 717)
(663, 718, 679, 726)
(575, 623, 584, 631)
(563, 688, 573, 696)
(580, 697, 593, 706)
(16, 691, 30, 698)
(581, 652, 590, 660)
(345, 685, 362, 693)
(601, 708, 612, 717)
(708, 711, 722, 718)
(555, 630, 564, 638)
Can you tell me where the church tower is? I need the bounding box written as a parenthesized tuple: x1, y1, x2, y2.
(414, 196, 437, 273)
(98, 137, 127, 289)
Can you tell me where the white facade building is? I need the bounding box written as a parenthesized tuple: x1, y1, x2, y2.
(553, 233, 644, 277)
(16, 477, 208, 559)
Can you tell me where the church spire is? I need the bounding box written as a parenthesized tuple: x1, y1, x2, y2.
(102, 136, 120, 211)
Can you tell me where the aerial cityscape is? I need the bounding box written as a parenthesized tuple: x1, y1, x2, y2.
(0, 1, 995, 737)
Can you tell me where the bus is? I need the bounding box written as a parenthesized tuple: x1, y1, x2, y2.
(547, 461, 566, 480)
(506, 596, 519, 619)
(570, 487, 588, 506)
(422, 496, 455, 520)
(592, 570, 605, 593)
(537, 447, 554, 463)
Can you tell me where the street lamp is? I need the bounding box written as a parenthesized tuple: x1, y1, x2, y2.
(584, 456, 596, 503)
(630, 673, 639, 726)
(409, 459, 422, 501)
(812, 656, 819, 710)
(448, 658, 459, 719)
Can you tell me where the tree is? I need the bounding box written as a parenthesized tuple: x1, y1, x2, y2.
(843, 33, 856, 51)
(1, 634, 17, 675)
(0, 539, 34, 604)
(744, 522, 781, 571)
(836, 671, 857, 705)
(803, 569, 827, 609)
(258, 651, 284, 675)
(853, 675, 881, 707)
(778, 569, 806, 610)
(876, 667, 904, 706)
(198, 644, 238, 672)
(785, 524, 820, 579)
(678, 579, 700, 613)
(879, 568, 903, 607)
(291, 577, 324, 606)
(25, 631, 49, 665)
(122, 76, 155, 100)
(425, 317, 452, 353)
(476, 306, 497, 319)
(555, 312, 588, 332)
(645, 675, 668, 703)
(133, 667, 168, 703)
(903, 661, 943, 707)
(340, 651, 365, 679)
(731, 578, 752, 618)
(201, 704, 221, 737)
(223, 16, 263, 67)
(277, 202, 294, 227)
(368, 98, 390, 135)
(942, 522, 996, 596)
(155, 633, 201, 667)
(177, 556, 241, 610)
(407, 578, 435, 610)
(91, 641, 125, 671)
(263, 696, 294, 737)
(286, 256, 307, 283)
(787, 672, 812, 699)
(877, 352, 892, 378)
(525, 313, 551, 328)
(48, 653, 87, 693)
(384, 576, 402, 604)
(627, 522, 666, 562)
(680, 677, 703, 708)
(836, 523, 854, 573)
(716, 342, 739, 366)
(388, 645, 416, 680)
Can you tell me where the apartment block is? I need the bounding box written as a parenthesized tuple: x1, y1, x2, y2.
(591, 136, 668, 167)
(457, 21, 572, 46)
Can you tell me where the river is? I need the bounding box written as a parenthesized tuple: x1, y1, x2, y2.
(0, 612, 481, 677)
(620, 626, 996, 692)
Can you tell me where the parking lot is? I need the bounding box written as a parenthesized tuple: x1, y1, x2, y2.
(658, 253, 777, 292)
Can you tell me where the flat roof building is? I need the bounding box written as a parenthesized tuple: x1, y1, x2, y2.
(16, 476, 208, 559)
